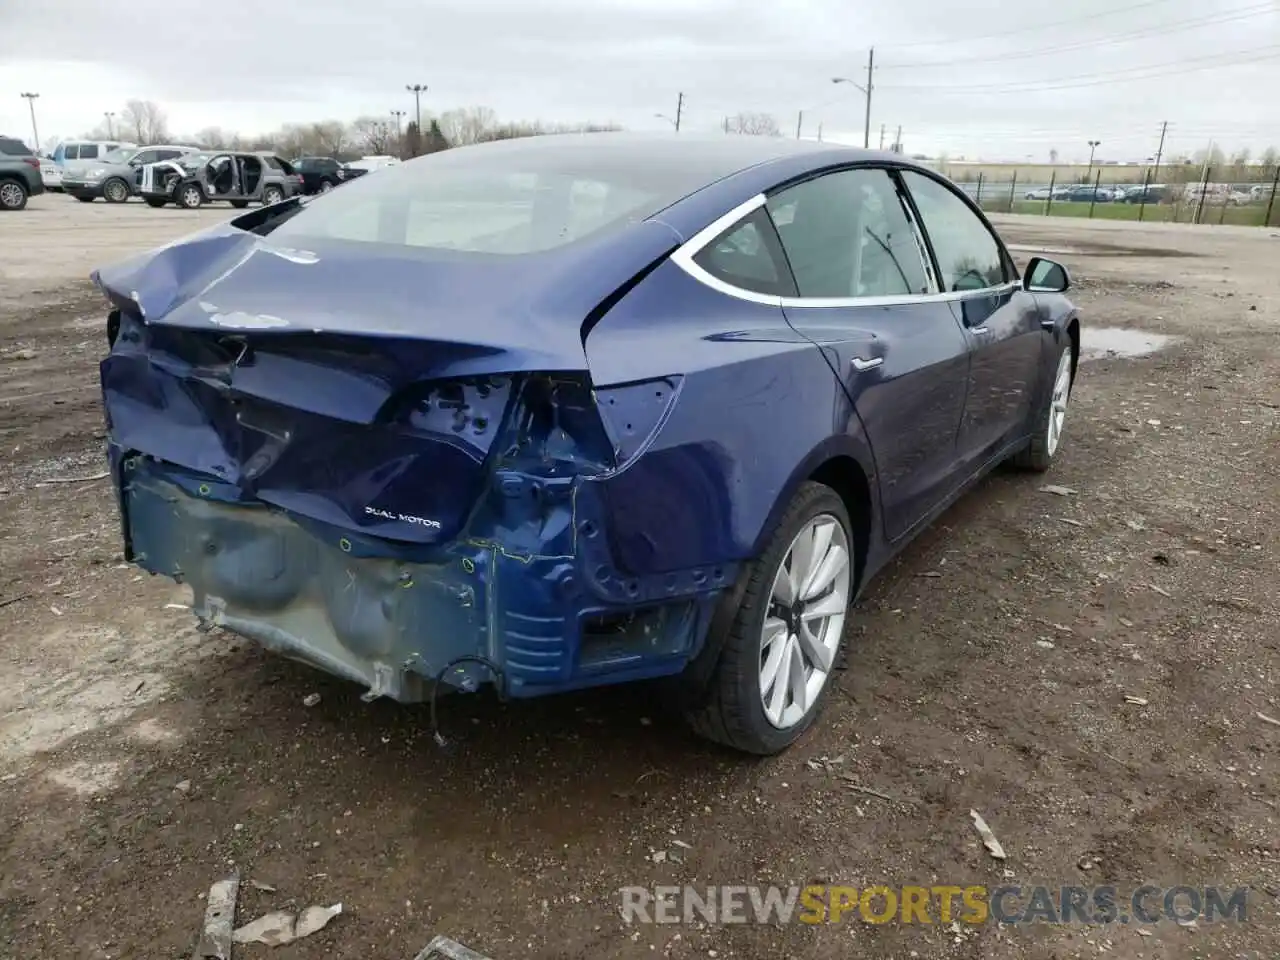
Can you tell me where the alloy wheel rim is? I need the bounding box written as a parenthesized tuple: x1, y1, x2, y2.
(1046, 351, 1073, 457)
(183, 187, 200, 206)
(0, 183, 22, 207)
(266, 189, 282, 204)
(759, 513, 851, 730)
(106, 181, 126, 201)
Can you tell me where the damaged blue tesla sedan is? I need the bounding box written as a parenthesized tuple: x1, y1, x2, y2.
(94, 133, 1078, 754)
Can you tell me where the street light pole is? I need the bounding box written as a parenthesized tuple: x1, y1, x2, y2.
(19, 93, 40, 153)
(832, 48, 875, 149)
(104, 111, 115, 139)
(390, 109, 405, 137)
(1087, 139, 1101, 181)
(405, 84, 427, 133)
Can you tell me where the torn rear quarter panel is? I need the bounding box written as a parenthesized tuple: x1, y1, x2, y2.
(98, 219, 734, 701)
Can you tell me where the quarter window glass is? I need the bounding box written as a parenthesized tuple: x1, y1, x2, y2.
(691, 207, 795, 297)
(901, 171, 1007, 292)
(766, 169, 928, 298)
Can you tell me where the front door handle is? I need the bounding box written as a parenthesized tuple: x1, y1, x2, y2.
(971, 326, 990, 335)
(850, 357, 883, 371)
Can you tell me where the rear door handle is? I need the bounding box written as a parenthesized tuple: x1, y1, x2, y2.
(971, 326, 990, 335)
(850, 357, 883, 371)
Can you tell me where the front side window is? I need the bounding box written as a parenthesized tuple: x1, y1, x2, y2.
(691, 207, 794, 296)
(766, 168, 928, 298)
(900, 171, 1007, 293)
(130, 150, 157, 165)
(79, 144, 99, 159)
(64, 145, 80, 160)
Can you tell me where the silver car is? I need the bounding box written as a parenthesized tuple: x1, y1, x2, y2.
(61, 144, 202, 203)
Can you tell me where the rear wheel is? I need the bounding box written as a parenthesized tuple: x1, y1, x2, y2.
(144, 197, 168, 208)
(229, 200, 249, 209)
(1014, 339, 1074, 472)
(76, 195, 95, 203)
(177, 183, 204, 209)
(0, 179, 28, 211)
(262, 186, 284, 205)
(683, 482, 853, 755)
(102, 177, 130, 203)
(319, 179, 334, 193)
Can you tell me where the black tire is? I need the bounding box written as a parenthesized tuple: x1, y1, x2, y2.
(76, 195, 95, 203)
(102, 178, 130, 204)
(229, 200, 250, 209)
(682, 481, 853, 755)
(1013, 337, 1075, 472)
(0, 178, 29, 211)
(176, 183, 204, 209)
(144, 198, 168, 208)
(319, 179, 334, 193)
(262, 186, 285, 205)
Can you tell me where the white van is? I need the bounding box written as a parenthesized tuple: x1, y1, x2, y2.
(42, 140, 137, 191)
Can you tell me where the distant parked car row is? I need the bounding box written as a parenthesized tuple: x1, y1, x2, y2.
(1021, 183, 1171, 204)
(23, 138, 402, 210)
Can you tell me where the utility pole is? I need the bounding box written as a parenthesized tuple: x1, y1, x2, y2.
(796, 110, 803, 140)
(1152, 120, 1168, 183)
(879, 123, 885, 150)
(831, 47, 875, 149)
(674, 92, 684, 133)
(405, 84, 427, 134)
(893, 124, 902, 153)
(104, 111, 115, 139)
(723, 115, 730, 135)
(390, 109, 405, 137)
(864, 47, 875, 149)
(817, 122, 824, 142)
(19, 93, 40, 153)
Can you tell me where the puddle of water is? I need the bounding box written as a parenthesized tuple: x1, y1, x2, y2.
(1080, 328, 1176, 361)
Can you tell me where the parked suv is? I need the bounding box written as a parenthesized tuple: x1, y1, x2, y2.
(293, 156, 344, 194)
(43, 139, 135, 192)
(62, 144, 202, 203)
(0, 135, 44, 210)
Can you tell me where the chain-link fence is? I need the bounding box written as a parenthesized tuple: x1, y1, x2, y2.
(947, 164, 1280, 227)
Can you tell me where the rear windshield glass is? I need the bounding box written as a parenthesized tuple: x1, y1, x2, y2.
(269, 136, 731, 255)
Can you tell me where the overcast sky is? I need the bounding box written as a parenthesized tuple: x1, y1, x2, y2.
(2, 0, 1277, 162)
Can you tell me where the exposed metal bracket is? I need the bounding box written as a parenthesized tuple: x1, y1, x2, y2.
(412, 936, 495, 960)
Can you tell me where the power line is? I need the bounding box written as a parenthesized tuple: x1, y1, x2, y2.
(879, 3, 1275, 70)
(879, 43, 1280, 93)
(876, 0, 1182, 49)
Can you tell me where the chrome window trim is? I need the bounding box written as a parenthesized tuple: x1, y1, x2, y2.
(669, 190, 1023, 309)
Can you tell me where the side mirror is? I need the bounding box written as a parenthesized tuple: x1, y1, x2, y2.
(1024, 256, 1070, 294)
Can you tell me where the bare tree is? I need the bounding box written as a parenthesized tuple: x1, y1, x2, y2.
(350, 116, 394, 156)
(728, 112, 781, 136)
(310, 121, 349, 158)
(1049, 148, 1059, 164)
(1261, 146, 1280, 167)
(193, 127, 235, 149)
(437, 106, 498, 146)
(121, 100, 169, 145)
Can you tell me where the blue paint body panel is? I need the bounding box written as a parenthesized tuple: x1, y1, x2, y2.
(94, 135, 1076, 702)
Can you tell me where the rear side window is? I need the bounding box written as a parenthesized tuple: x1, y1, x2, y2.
(64, 145, 80, 160)
(0, 138, 30, 156)
(692, 207, 796, 297)
(263, 156, 283, 170)
(766, 168, 929, 298)
(79, 144, 99, 159)
(900, 171, 1008, 293)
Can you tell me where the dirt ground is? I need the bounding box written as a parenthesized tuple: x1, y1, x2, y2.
(1, 195, 1278, 960)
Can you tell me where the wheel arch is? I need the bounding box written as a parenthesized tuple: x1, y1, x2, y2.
(751, 434, 878, 595)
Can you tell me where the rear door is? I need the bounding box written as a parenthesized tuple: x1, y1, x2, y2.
(899, 170, 1044, 470)
(764, 166, 972, 541)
